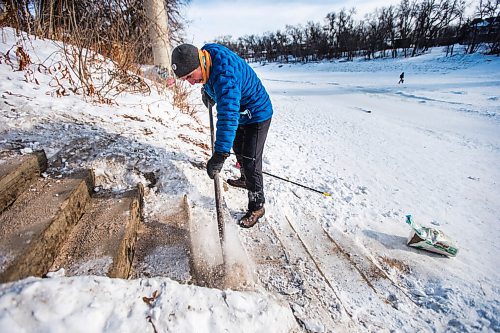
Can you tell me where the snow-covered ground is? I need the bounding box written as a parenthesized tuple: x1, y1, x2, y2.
(247, 49, 500, 332)
(0, 27, 499, 332)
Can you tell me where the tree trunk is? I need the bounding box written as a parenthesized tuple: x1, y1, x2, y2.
(144, 0, 171, 72)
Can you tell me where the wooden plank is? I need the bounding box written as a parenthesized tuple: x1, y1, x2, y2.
(0, 151, 47, 213)
(0, 170, 94, 282)
(51, 184, 143, 279)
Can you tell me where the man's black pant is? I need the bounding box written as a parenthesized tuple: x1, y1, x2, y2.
(232, 117, 271, 211)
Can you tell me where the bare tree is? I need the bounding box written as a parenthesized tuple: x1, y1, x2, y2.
(304, 21, 328, 61)
(397, 0, 416, 57)
(364, 12, 379, 59)
(275, 29, 288, 62)
(286, 24, 304, 61)
(337, 8, 356, 59)
(145, 0, 171, 74)
(411, 0, 465, 56)
(325, 11, 337, 58)
(465, 0, 499, 54)
(381, 6, 398, 58)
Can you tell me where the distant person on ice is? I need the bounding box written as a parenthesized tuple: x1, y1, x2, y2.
(399, 72, 405, 84)
(171, 43, 273, 228)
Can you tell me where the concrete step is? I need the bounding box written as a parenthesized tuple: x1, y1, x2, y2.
(130, 195, 192, 282)
(0, 150, 48, 214)
(51, 184, 143, 279)
(0, 170, 94, 283)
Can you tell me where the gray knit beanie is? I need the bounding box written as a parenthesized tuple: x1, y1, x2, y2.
(171, 44, 200, 78)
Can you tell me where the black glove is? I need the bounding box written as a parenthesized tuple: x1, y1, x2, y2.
(206, 152, 228, 179)
(201, 87, 215, 109)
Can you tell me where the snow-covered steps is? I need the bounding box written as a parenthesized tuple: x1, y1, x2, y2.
(130, 195, 192, 282)
(50, 185, 143, 278)
(0, 150, 47, 214)
(0, 149, 147, 282)
(0, 150, 253, 290)
(0, 168, 94, 283)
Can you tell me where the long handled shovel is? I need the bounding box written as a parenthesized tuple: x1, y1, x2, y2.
(207, 104, 256, 289)
(208, 103, 225, 242)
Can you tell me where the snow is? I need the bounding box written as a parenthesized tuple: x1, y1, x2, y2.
(1, 27, 499, 332)
(0, 276, 293, 333)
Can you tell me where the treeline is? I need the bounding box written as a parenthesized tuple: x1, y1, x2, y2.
(213, 0, 499, 62)
(0, 0, 189, 65)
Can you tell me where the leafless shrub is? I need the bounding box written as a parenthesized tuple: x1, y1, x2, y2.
(1, 0, 190, 104)
(171, 82, 196, 116)
(0, 44, 16, 68)
(14, 44, 30, 69)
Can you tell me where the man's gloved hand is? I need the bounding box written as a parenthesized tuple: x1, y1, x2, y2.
(201, 87, 215, 109)
(206, 152, 229, 179)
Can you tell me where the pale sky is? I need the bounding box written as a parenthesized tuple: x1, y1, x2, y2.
(183, 0, 404, 46)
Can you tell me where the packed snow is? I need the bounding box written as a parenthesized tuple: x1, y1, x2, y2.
(0, 27, 499, 332)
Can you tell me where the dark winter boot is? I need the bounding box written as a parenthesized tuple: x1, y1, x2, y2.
(227, 176, 247, 189)
(239, 206, 265, 228)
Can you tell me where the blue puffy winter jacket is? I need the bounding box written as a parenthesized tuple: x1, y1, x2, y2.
(202, 44, 273, 153)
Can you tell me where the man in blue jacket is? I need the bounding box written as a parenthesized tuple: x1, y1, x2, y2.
(171, 43, 273, 228)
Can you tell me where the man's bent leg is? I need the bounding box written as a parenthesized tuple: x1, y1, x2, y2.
(239, 118, 271, 227)
(228, 125, 247, 188)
